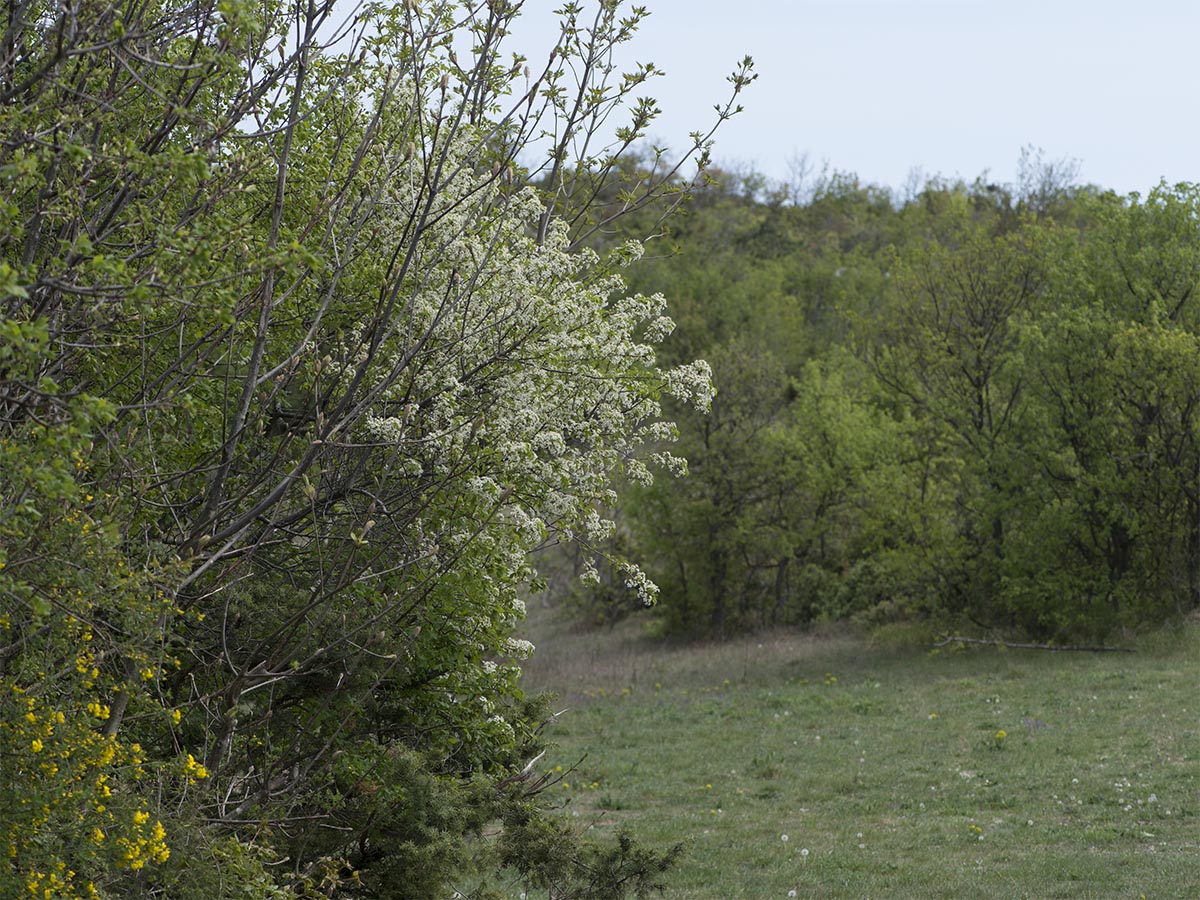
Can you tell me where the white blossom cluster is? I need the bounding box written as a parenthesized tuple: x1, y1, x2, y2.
(347, 127, 708, 689)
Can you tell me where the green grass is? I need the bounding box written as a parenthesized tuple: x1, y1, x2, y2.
(512, 613, 1200, 899)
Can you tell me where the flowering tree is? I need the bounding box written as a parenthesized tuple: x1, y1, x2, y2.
(0, 0, 749, 894)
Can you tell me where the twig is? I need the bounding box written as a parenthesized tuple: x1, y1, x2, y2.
(933, 636, 1136, 653)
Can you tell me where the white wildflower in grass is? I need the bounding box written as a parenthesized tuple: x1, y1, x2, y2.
(780, 834, 788, 842)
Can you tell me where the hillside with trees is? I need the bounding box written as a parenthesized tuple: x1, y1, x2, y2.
(604, 163, 1200, 641)
(3, 0, 1198, 897)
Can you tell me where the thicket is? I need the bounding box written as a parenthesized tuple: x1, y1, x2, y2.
(0, 0, 750, 895)
(613, 162, 1200, 641)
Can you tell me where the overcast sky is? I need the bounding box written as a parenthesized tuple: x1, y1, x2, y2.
(509, 0, 1200, 196)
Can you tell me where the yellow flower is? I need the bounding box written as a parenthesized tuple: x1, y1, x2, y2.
(183, 753, 209, 780)
(30, 739, 43, 753)
(87, 701, 110, 720)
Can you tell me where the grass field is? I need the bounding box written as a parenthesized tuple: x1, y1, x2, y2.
(511, 607, 1200, 899)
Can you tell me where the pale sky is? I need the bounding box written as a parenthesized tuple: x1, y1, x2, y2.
(510, 0, 1200, 196)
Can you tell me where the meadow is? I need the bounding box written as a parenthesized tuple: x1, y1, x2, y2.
(515, 610, 1200, 899)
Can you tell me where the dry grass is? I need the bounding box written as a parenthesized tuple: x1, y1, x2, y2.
(517, 599, 863, 704)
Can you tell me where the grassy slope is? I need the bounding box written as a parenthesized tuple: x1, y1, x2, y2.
(515, 608, 1200, 899)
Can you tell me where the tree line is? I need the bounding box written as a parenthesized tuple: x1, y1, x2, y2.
(600, 159, 1200, 641)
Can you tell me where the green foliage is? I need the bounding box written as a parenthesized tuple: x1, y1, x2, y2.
(499, 812, 684, 900)
(1, 0, 751, 894)
(0, 340, 181, 898)
(624, 166, 1200, 641)
(633, 339, 793, 635)
(634, 341, 909, 635)
(1006, 184, 1200, 635)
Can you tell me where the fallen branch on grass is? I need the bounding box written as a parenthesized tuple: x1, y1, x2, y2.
(933, 636, 1136, 653)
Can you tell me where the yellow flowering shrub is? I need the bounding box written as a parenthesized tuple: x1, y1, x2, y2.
(0, 686, 166, 896)
(0, 384, 187, 898)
